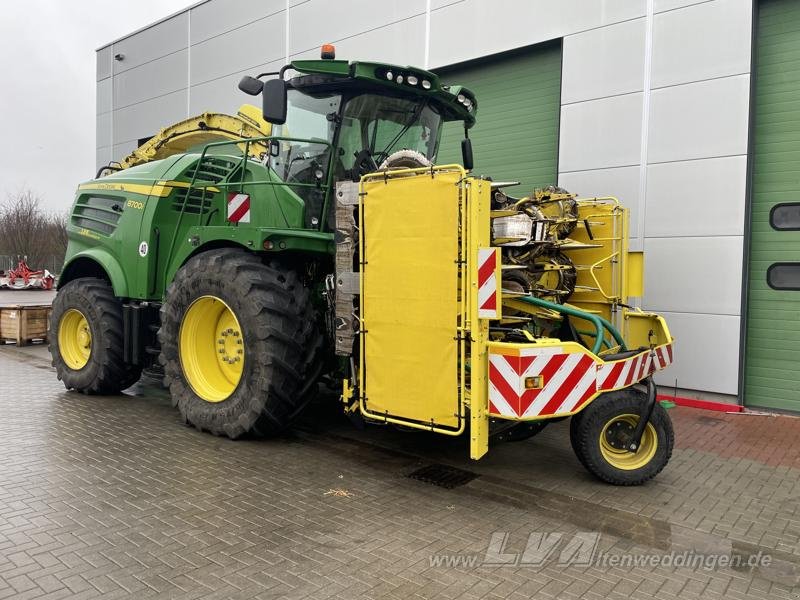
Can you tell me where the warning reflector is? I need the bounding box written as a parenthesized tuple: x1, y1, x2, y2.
(227, 193, 250, 223)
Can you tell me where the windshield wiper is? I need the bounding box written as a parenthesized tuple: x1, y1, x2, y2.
(376, 102, 426, 161)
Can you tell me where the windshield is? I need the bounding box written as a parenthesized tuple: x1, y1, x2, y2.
(339, 94, 442, 170)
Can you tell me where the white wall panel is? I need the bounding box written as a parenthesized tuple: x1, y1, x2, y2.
(562, 18, 645, 104)
(429, 0, 646, 68)
(97, 47, 112, 81)
(112, 90, 187, 144)
(653, 311, 741, 395)
(558, 165, 643, 241)
(96, 113, 111, 151)
(189, 60, 284, 115)
(112, 13, 188, 74)
(647, 75, 750, 164)
(643, 236, 743, 315)
(559, 93, 643, 172)
(651, 0, 752, 89)
(190, 1, 284, 44)
(97, 78, 112, 115)
(289, 0, 426, 55)
(645, 156, 747, 237)
(330, 16, 426, 67)
(191, 15, 285, 86)
(96, 146, 112, 171)
(654, 0, 717, 13)
(114, 50, 188, 108)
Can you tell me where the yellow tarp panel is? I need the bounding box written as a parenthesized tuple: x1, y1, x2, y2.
(361, 171, 461, 428)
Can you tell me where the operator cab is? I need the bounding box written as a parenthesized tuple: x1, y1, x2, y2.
(238, 45, 477, 201)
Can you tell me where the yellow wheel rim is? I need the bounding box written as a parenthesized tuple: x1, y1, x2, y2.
(179, 295, 244, 402)
(599, 414, 658, 471)
(58, 308, 92, 370)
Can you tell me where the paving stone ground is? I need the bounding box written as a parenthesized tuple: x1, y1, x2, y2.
(1, 344, 799, 600)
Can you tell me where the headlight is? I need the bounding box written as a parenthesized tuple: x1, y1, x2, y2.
(396, 74, 404, 84)
(386, 71, 394, 80)
(422, 79, 431, 89)
(457, 94, 465, 102)
(407, 75, 418, 85)
(492, 214, 535, 246)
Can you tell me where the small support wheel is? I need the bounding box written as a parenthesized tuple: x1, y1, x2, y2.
(570, 389, 673, 485)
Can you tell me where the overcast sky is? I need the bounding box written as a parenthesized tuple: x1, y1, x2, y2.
(0, 0, 194, 213)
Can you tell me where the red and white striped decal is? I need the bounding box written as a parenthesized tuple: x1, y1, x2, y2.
(488, 343, 674, 419)
(596, 344, 674, 391)
(488, 349, 598, 418)
(227, 192, 251, 223)
(477, 248, 499, 319)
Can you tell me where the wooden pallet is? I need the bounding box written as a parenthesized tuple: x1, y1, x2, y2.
(0, 305, 51, 346)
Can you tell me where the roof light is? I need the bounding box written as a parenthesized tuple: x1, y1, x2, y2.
(421, 79, 431, 90)
(321, 44, 336, 59)
(407, 75, 419, 86)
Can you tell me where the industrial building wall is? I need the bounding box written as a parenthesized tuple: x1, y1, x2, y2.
(96, 0, 754, 402)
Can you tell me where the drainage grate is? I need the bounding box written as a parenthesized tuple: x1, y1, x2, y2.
(407, 464, 478, 489)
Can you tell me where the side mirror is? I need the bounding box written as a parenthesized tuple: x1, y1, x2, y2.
(238, 76, 263, 96)
(262, 79, 288, 125)
(461, 138, 474, 171)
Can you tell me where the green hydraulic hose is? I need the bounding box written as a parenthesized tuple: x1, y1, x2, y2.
(514, 295, 627, 355)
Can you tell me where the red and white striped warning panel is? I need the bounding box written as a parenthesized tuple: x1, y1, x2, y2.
(597, 344, 673, 392)
(488, 343, 674, 419)
(477, 248, 500, 319)
(227, 192, 251, 223)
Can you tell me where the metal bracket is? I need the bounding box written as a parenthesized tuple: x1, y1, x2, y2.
(627, 374, 658, 452)
(336, 272, 360, 295)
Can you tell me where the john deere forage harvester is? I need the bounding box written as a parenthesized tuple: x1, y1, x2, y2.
(51, 47, 674, 485)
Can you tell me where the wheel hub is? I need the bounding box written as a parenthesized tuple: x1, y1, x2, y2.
(58, 308, 92, 370)
(604, 419, 634, 450)
(179, 296, 245, 403)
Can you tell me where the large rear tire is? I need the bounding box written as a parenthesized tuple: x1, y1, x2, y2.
(159, 249, 322, 438)
(49, 277, 142, 393)
(570, 389, 673, 485)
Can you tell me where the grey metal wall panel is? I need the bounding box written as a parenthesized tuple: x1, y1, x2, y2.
(114, 50, 188, 108)
(97, 46, 112, 81)
(96, 146, 112, 171)
(96, 113, 112, 151)
(189, 59, 283, 114)
(562, 18, 646, 104)
(645, 156, 747, 237)
(112, 90, 187, 144)
(112, 13, 188, 74)
(190, 0, 284, 44)
(191, 14, 285, 86)
(647, 75, 750, 163)
(652, 312, 741, 395)
(288, 0, 426, 55)
(651, 0, 752, 89)
(428, 0, 645, 69)
(330, 15, 426, 66)
(97, 78, 112, 115)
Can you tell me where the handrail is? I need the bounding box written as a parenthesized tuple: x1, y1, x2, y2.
(514, 295, 627, 355)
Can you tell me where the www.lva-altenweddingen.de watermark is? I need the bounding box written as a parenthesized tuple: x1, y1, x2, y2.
(428, 531, 776, 573)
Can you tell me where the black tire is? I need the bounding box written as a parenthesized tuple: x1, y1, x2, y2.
(159, 249, 323, 439)
(570, 389, 674, 485)
(49, 277, 142, 394)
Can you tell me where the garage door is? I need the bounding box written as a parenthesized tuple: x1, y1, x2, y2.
(744, 0, 800, 412)
(435, 40, 562, 192)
